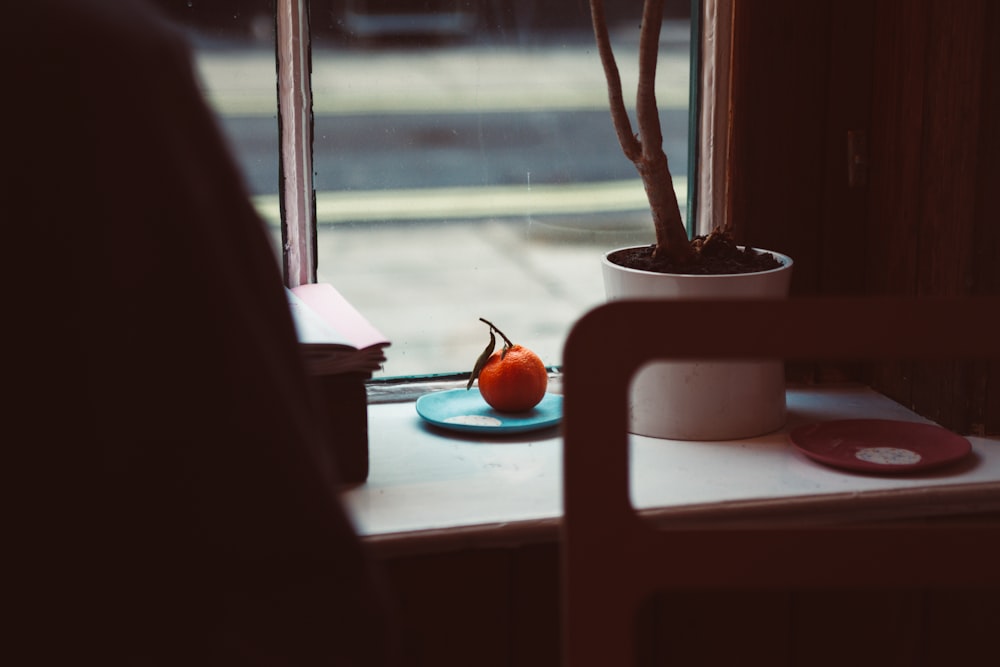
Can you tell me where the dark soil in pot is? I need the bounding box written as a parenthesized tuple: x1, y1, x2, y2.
(608, 230, 783, 275)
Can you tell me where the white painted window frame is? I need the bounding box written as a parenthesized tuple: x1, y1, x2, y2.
(276, 0, 315, 287)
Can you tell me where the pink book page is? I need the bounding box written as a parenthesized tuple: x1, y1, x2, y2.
(290, 283, 389, 350)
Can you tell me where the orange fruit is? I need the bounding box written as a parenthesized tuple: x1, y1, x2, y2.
(477, 344, 548, 413)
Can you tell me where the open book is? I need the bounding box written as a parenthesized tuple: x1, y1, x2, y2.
(286, 283, 390, 375)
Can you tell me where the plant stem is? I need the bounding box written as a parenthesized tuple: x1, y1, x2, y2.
(589, 0, 640, 161)
(589, 0, 693, 263)
(479, 317, 513, 348)
(636, 0, 665, 157)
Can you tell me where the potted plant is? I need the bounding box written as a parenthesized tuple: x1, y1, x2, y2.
(589, 0, 793, 440)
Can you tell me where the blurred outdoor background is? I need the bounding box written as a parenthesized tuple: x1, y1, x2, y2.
(158, 1, 693, 377)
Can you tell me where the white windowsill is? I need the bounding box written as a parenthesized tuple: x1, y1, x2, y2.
(343, 385, 1000, 557)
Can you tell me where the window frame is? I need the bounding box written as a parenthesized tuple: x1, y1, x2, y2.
(692, 0, 732, 237)
(276, 0, 317, 287)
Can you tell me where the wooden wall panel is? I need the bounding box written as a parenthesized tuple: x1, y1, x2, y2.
(913, 0, 984, 299)
(728, 0, 831, 296)
(865, 0, 995, 432)
(971, 0, 1000, 435)
(728, 0, 877, 383)
(383, 550, 511, 667)
(646, 590, 792, 665)
(378, 542, 1000, 666)
(908, 0, 986, 431)
(790, 590, 923, 667)
(865, 0, 930, 405)
(509, 543, 561, 667)
(817, 0, 875, 298)
(380, 544, 563, 667)
(726, 0, 996, 430)
(812, 0, 876, 382)
(920, 589, 1000, 665)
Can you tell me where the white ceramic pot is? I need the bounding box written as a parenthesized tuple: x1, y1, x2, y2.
(602, 246, 794, 440)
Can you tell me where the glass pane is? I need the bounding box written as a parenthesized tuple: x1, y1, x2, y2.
(156, 1, 282, 258)
(312, 2, 692, 378)
(173, 2, 693, 379)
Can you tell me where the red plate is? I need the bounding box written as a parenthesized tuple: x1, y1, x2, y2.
(788, 419, 972, 474)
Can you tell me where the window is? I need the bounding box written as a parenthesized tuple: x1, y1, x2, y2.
(182, 1, 697, 378)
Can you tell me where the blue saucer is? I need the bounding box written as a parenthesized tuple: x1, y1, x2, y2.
(415, 388, 563, 434)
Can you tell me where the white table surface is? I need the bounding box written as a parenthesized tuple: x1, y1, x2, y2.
(343, 385, 1000, 554)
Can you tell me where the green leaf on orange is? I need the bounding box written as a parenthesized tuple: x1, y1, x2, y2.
(467, 329, 496, 390)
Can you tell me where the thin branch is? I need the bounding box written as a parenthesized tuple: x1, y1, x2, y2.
(636, 0, 665, 160)
(589, 0, 692, 262)
(589, 0, 640, 160)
